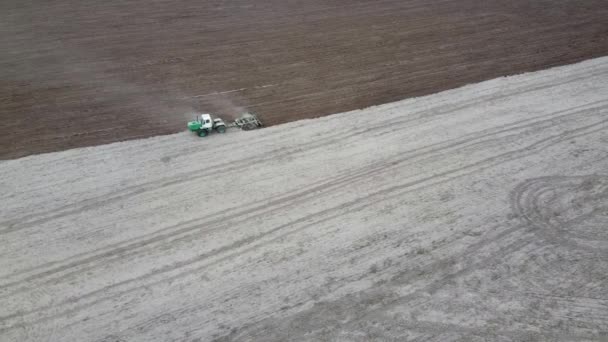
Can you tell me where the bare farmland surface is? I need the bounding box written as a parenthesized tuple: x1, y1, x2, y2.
(2, 0, 608, 159)
(1, 58, 607, 341)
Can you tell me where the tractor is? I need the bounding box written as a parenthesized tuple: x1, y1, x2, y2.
(187, 112, 263, 137)
(187, 113, 227, 137)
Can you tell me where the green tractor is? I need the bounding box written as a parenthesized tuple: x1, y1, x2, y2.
(187, 114, 227, 137)
(188, 112, 263, 137)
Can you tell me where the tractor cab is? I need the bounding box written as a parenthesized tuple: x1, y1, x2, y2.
(199, 114, 214, 129)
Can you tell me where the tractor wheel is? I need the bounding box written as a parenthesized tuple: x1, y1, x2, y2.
(216, 125, 226, 133)
(198, 129, 208, 137)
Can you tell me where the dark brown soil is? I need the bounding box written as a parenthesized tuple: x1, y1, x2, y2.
(2, 0, 608, 159)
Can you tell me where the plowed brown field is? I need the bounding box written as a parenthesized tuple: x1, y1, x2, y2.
(2, 0, 608, 159)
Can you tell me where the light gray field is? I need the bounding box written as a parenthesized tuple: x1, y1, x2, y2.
(1, 58, 607, 342)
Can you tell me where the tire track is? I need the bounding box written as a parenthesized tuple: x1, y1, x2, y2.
(4, 94, 606, 261)
(2, 101, 603, 292)
(2, 114, 604, 331)
(511, 175, 608, 251)
(509, 175, 608, 303)
(222, 223, 537, 342)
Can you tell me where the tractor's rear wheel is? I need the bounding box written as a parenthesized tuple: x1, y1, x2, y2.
(198, 129, 208, 137)
(216, 125, 226, 133)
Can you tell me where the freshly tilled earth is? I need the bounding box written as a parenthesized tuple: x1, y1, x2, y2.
(2, 0, 608, 158)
